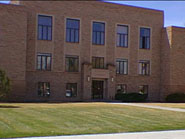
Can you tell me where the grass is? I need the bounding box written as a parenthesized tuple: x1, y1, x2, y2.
(141, 103, 185, 109)
(0, 103, 185, 138)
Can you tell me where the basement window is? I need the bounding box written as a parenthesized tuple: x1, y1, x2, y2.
(66, 83, 77, 97)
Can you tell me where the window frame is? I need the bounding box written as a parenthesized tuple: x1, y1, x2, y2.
(66, 83, 77, 98)
(65, 55, 79, 72)
(66, 18, 80, 43)
(139, 60, 150, 75)
(116, 84, 127, 94)
(116, 59, 128, 75)
(116, 24, 129, 47)
(37, 53, 52, 71)
(139, 27, 151, 49)
(38, 82, 51, 97)
(37, 15, 53, 41)
(92, 57, 105, 69)
(139, 85, 148, 94)
(92, 21, 105, 45)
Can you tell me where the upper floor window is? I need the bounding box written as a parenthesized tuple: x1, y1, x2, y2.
(37, 53, 52, 71)
(92, 22, 105, 45)
(66, 83, 77, 97)
(117, 25, 128, 47)
(139, 85, 148, 94)
(92, 57, 104, 69)
(140, 28, 150, 49)
(117, 84, 127, 94)
(139, 60, 150, 75)
(66, 56, 79, 72)
(38, 82, 50, 97)
(116, 59, 128, 75)
(66, 18, 80, 43)
(38, 15, 52, 40)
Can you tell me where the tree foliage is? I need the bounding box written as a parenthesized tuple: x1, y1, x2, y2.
(0, 69, 10, 98)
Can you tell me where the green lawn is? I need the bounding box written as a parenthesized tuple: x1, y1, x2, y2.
(0, 103, 185, 138)
(141, 103, 185, 109)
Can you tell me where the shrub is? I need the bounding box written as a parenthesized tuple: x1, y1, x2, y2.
(115, 92, 148, 102)
(0, 69, 10, 99)
(166, 93, 185, 103)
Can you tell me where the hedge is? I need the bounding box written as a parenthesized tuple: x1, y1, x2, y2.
(115, 92, 148, 102)
(166, 93, 185, 103)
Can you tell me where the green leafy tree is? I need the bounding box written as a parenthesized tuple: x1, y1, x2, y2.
(0, 69, 10, 98)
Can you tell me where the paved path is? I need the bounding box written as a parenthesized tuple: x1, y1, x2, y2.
(112, 103, 185, 112)
(18, 130, 185, 139)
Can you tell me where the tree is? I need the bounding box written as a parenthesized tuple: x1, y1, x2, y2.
(0, 69, 10, 98)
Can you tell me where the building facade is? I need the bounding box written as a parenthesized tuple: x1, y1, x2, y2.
(0, 1, 184, 102)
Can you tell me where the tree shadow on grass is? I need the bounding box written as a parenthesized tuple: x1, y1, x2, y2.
(0, 105, 20, 108)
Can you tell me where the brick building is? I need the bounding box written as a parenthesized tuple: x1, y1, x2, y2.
(0, 1, 184, 102)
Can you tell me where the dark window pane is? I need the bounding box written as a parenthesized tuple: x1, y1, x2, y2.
(38, 15, 52, 40)
(92, 57, 104, 69)
(116, 59, 128, 74)
(92, 22, 105, 45)
(139, 60, 150, 75)
(37, 53, 51, 71)
(38, 82, 50, 97)
(140, 28, 150, 49)
(66, 19, 80, 43)
(66, 83, 77, 97)
(66, 56, 79, 72)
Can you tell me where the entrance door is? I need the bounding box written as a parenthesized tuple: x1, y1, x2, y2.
(92, 80, 104, 99)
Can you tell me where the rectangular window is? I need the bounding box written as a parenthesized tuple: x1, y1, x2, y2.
(92, 22, 105, 45)
(117, 25, 128, 47)
(66, 18, 80, 43)
(66, 56, 79, 72)
(66, 83, 77, 97)
(37, 53, 51, 71)
(92, 57, 104, 69)
(38, 82, 50, 97)
(139, 60, 150, 75)
(38, 15, 52, 40)
(116, 59, 128, 74)
(140, 28, 150, 49)
(117, 84, 127, 94)
(139, 85, 148, 94)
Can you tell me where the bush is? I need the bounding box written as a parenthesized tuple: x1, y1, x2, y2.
(115, 92, 148, 102)
(166, 93, 185, 103)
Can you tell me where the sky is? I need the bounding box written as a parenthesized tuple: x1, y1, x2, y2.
(0, 0, 185, 27)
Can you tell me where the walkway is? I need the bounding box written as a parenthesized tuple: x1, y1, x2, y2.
(112, 103, 185, 112)
(18, 130, 185, 139)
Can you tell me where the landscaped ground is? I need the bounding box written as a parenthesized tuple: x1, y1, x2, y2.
(0, 103, 185, 138)
(141, 103, 185, 109)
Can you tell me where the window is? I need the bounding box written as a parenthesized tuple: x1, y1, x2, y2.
(140, 28, 150, 49)
(117, 84, 127, 94)
(66, 83, 77, 97)
(66, 56, 79, 72)
(117, 25, 128, 47)
(37, 53, 52, 71)
(92, 22, 105, 45)
(139, 60, 150, 75)
(116, 59, 128, 74)
(38, 82, 50, 97)
(139, 85, 148, 94)
(92, 57, 104, 69)
(38, 15, 52, 40)
(66, 18, 80, 43)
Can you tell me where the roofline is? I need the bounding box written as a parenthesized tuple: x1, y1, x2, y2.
(100, 1, 164, 13)
(167, 26, 185, 29)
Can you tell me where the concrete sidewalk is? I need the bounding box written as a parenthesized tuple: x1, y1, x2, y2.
(112, 103, 185, 112)
(18, 130, 185, 139)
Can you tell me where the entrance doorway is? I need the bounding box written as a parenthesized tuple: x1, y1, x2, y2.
(92, 80, 104, 99)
